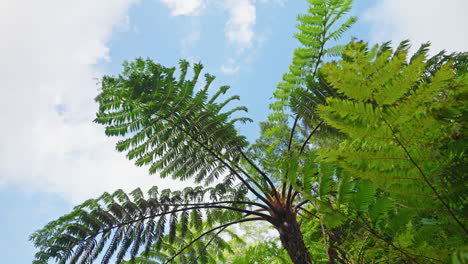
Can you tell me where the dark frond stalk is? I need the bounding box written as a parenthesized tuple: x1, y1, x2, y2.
(284, 18, 329, 203)
(287, 190, 300, 208)
(354, 214, 425, 264)
(382, 117, 468, 234)
(193, 226, 228, 263)
(288, 116, 299, 152)
(283, 116, 300, 202)
(299, 120, 324, 154)
(233, 163, 274, 201)
(159, 200, 270, 211)
(295, 199, 310, 210)
(286, 185, 294, 207)
(164, 217, 264, 264)
(281, 182, 287, 201)
(290, 191, 300, 204)
(297, 206, 319, 220)
(157, 114, 275, 209)
(120, 97, 273, 209)
(79, 205, 273, 245)
(301, 204, 428, 264)
(357, 214, 442, 264)
(238, 150, 280, 202)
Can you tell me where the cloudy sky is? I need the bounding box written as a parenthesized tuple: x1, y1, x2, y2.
(1, 0, 466, 262)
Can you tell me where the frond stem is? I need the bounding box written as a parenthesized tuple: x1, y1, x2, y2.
(238, 150, 280, 201)
(299, 120, 324, 154)
(79, 205, 273, 245)
(157, 114, 275, 209)
(121, 98, 274, 209)
(194, 226, 228, 263)
(233, 163, 274, 201)
(295, 200, 311, 210)
(382, 117, 468, 234)
(159, 200, 269, 211)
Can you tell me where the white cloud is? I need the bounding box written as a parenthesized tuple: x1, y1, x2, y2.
(220, 58, 240, 74)
(0, 0, 191, 204)
(160, 0, 206, 16)
(259, 0, 287, 6)
(162, 0, 259, 51)
(364, 0, 468, 54)
(224, 0, 257, 52)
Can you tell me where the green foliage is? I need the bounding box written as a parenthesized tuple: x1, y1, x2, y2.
(271, 0, 356, 131)
(30, 186, 252, 263)
(273, 0, 356, 112)
(229, 241, 291, 264)
(95, 58, 252, 184)
(311, 40, 468, 262)
(223, 222, 291, 264)
(318, 40, 467, 214)
(29, 0, 468, 263)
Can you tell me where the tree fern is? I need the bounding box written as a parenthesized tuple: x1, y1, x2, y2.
(30, 1, 467, 263)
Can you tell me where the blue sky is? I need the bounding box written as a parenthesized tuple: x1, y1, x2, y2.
(1, 0, 466, 262)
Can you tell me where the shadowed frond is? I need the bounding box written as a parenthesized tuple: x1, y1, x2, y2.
(30, 186, 270, 264)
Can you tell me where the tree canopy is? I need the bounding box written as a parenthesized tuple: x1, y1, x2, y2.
(30, 0, 467, 263)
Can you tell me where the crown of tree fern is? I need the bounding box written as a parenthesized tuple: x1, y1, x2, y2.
(29, 0, 467, 263)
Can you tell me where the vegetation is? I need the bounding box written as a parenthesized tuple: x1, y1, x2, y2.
(30, 0, 467, 263)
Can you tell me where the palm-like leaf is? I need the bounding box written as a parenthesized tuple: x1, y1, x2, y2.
(95, 59, 252, 184)
(30, 186, 268, 263)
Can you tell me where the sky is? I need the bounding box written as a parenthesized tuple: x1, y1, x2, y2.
(0, 0, 466, 262)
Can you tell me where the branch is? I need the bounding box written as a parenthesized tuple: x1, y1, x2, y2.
(299, 120, 324, 154)
(288, 116, 299, 152)
(159, 200, 269, 211)
(286, 185, 294, 206)
(76, 204, 273, 246)
(238, 150, 280, 201)
(164, 217, 264, 263)
(295, 200, 311, 210)
(233, 163, 273, 200)
(382, 117, 468, 234)
(194, 226, 228, 263)
(354, 214, 424, 264)
(159, 115, 275, 209)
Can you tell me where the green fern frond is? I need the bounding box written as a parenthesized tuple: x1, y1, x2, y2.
(95, 58, 251, 183)
(29, 185, 267, 264)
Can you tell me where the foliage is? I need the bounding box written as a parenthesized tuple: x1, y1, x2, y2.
(29, 0, 468, 263)
(223, 222, 291, 264)
(298, 41, 468, 263)
(30, 1, 358, 263)
(30, 186, 253, 263)
(95, 58, 252, 183)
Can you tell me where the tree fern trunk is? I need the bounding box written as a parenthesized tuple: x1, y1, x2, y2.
(275, 211, 312, 264)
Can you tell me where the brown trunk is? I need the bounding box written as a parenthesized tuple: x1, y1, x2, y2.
(275, 211, 312, 264)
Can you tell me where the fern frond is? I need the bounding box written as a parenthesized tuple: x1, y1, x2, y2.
(95, 59, 251, 184)
(30, 186, 269, 263)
